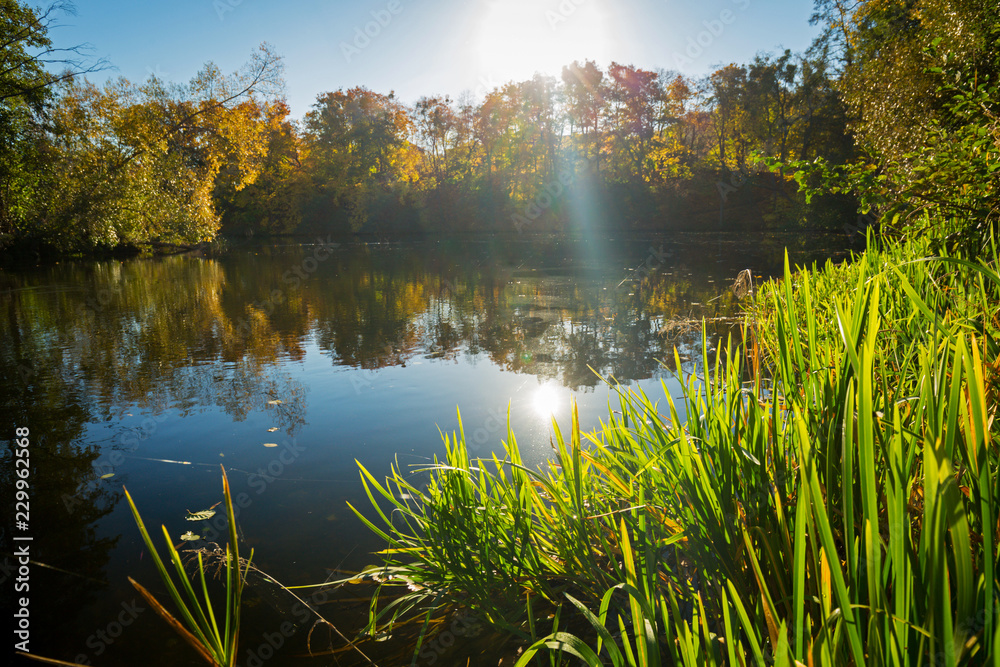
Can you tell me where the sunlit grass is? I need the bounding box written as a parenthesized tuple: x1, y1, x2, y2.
(124, 467, 250, 667)
(349, 225, 1000, 665)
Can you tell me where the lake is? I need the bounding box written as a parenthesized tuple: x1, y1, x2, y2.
(1, 232, 851, 665)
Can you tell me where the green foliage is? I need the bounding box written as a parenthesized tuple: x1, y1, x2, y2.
(0, 0, 112, 246)
(353, 231, 1000, 665)
(0, 1, 61, 241)
(125, 466, 251, 666)
(0, 98, 47, 241)
(901, 31, 1000, 252)
(1, 42, 282, 253)
(793, 0, 1000, 252)
(1, 0, 58, 109)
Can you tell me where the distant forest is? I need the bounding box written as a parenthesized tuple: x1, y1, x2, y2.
(1, 0, 997, 254)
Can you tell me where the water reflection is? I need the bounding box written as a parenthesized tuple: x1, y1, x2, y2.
(0, 233, 849, 666)
(532, 382, 563, 418)
(0, 239, 766, 398)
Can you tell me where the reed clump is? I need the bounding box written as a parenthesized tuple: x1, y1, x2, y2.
(352, 228, 1000, 666)
(125, 466, 250, 667)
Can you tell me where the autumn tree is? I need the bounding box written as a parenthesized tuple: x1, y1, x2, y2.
(708, 64, 748, 173)
(0, 0, 108, 247)
(217, 101, 306, 236)
(518, 73, 562, 191)
(561, 60, 605, 171)
(306, 87, 414, 184)
(655, 73, 700, 176)
(604, 63, 661, 184)
(303, 87, 419, 233)
(413, 95, 457, 183)
(411, 94, 490, 231)
(473, 84, 520, 208)
(33, 44, 283, 250)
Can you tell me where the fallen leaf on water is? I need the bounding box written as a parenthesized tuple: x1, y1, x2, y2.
(267, 399, 283, 405)
(179, 531, 200, 541)
(186, 510, 216, 521)
(267, 427, 279, 432)
(100, 473, 115, 479)
(263, 443, 278, 448)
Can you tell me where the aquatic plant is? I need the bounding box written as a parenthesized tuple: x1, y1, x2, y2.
(352, 228, 1000, 665)
(125, 466, 250, 666)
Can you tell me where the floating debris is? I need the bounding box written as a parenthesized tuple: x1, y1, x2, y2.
(129, 456, 192, 465)
(267, 427, 279, 432)
(263, 443, 278, 448)
(100, 473, 115, 480)
(267, 399, 283, 405)
(179, 531, 200, 541)
(731, 268, 754, 300)
(185, 509, 216, 521)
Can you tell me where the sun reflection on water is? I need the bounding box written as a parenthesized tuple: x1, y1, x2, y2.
(532, 382, 562, 418)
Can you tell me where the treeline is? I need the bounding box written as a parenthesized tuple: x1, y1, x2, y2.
(1, 0, 997, 255)
(261, 50, 853, 238)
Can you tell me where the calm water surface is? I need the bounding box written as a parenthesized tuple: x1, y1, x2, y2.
(1, 233, 850, 665)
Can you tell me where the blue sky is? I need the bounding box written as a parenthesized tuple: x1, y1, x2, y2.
(48, 0, 821, 118)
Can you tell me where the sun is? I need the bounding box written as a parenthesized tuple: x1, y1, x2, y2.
(475, 0, 610, 86)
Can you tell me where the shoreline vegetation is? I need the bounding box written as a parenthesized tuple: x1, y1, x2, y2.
(343, 227, 999, 666)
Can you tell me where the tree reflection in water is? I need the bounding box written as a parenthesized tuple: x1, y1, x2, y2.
(0, 233, 849, 665)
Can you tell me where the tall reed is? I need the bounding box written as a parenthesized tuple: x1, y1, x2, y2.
(353, 229, 1000, 666)
(125, 466, 251, 666)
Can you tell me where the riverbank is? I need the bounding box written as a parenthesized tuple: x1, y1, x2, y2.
(350, 227, 999, 665)
(0, 237, 219, 266)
